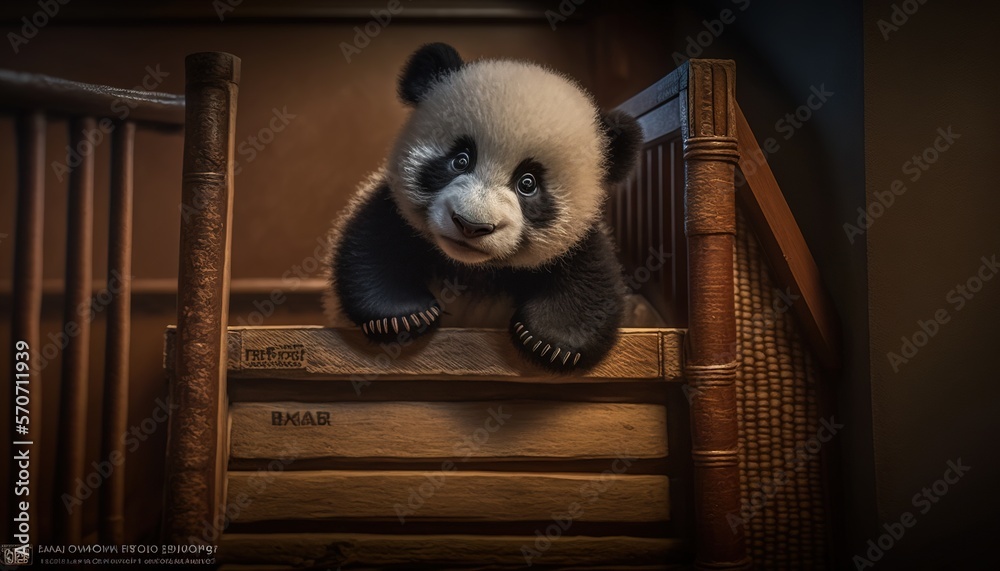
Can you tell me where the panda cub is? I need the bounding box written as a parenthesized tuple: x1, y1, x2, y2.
(323, 43, 642, 371)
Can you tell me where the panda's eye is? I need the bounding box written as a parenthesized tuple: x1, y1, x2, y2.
(451, 151, 471, 172)
(516, 173, 538, 197)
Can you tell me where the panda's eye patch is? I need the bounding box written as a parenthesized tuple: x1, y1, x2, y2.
(451, 151, 471, 172)
(510, 158, 546, 199)
(416, 135, 476, 196)
(516, 173, 538, 196)
(510, 158, 555, 228)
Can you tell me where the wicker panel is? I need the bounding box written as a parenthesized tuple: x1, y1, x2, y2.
(734, 208, 829, 569)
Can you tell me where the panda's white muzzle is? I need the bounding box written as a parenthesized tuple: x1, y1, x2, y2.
(428, 181, 523, 265)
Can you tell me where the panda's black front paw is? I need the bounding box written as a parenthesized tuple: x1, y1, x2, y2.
(357, 303, 442, 343)
(510, 320, 591, 372)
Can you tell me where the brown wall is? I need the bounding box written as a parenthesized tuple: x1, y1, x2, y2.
(863, 1, 1000, 568)
(0, 2, 679, 543)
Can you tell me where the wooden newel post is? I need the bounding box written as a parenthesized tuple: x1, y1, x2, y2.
(164, 52, 240, 545)
(682, 60, 751, 570)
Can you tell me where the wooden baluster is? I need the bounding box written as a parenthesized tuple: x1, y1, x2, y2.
(164, 51, 240, 545)
(671, 139, 688, 327)
(100, 120, 136, 544)
(682, 60, 751, 570)
(55, 117, 96, 545)
(10, 110, 45, 545)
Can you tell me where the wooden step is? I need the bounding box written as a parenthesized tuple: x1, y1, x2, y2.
(225, 470, 669, 524)
(165, 326, 685, 382)
(218, 533, 689, 568)
(229, 401, 668, 464)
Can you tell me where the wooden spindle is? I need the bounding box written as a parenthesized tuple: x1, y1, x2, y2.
(164, 51, 240, 545)
(100, 120, 136, 545)
(55, 116, 96, 545)
(671, 139, 688, 327)
(10, 110, 45, 546)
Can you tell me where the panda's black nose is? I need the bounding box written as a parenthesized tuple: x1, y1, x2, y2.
(452, 213, 496, 238)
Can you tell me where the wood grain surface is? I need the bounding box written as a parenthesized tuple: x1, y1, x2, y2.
(218, 533, 688, 568)
(226, 470, 669, 523)
(229, 401, 667, 461)
(165, 326, 685, 382)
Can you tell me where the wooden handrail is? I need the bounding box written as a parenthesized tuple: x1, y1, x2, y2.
(615, 63, 841, 370)
(0, 69, 184, 128)
(734, 102, 841, 369)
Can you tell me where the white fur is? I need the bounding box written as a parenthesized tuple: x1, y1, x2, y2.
(388, 59, 610, 268)
(323, 57, 613, 326)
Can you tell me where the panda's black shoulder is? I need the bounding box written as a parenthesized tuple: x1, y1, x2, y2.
(334, 183, 441, 277)
(506, 225, 623, 296)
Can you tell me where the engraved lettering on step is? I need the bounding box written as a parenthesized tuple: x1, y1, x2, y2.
(241, 343, 306, 369)
(270, 411, 332, 426)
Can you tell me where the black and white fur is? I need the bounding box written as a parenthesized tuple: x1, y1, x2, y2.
(323, 43, 642, 371)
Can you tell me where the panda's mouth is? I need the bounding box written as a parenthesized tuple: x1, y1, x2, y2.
(440, 235, 492, 256)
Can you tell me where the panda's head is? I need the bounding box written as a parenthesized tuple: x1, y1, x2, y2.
(386, 43, 642, 268)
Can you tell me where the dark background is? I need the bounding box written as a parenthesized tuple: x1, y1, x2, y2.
(1, 0, 997, 568)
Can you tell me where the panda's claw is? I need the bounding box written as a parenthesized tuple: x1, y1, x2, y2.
(509, 318, 594, 371)
(356, 302, 443, 343)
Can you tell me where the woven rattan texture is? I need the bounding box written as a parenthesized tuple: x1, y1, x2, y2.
(734, 208, 829, 569)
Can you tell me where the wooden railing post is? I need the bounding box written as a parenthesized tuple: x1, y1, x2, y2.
(682, 59, 751, 570)
(99, 120, 136, 545)
(164, 51, 239, 545)
(55, 116, 96, 545)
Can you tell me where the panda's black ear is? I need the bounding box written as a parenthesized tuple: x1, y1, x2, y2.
(398, 43, 464, 106)
(600, 110, 643, 184)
